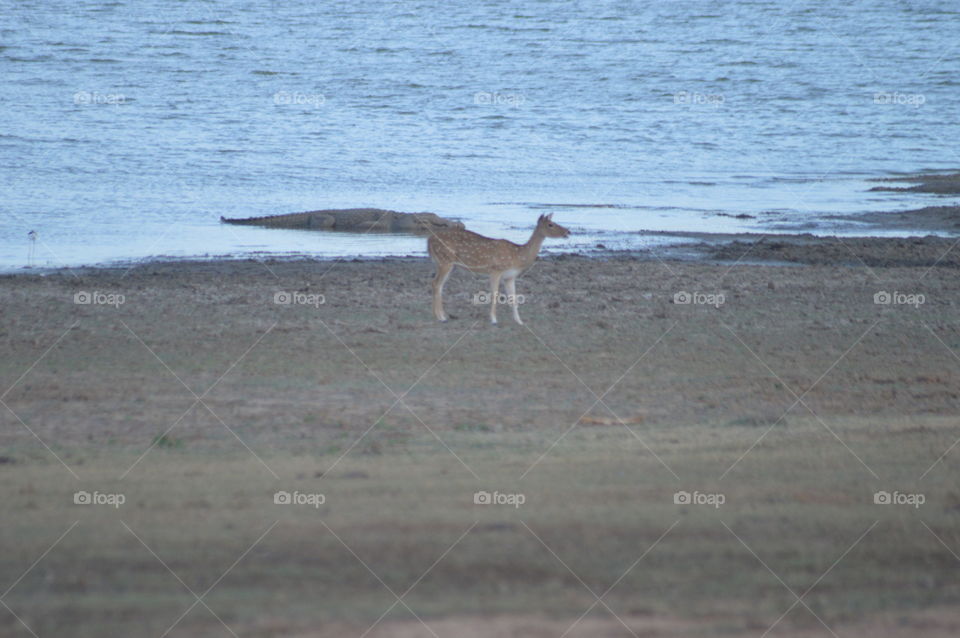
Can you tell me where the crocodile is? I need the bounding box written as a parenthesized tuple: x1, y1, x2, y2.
(220, 208, 464, 235)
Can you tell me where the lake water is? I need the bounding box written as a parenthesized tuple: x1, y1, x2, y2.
(3, 0, 959, 270)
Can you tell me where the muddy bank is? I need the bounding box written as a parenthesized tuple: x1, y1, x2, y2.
(816, 170, 960, 235)
(870, 171, 960, 194)
(615, 231, 959, 267)
(838, 205, 960, 233)
(699, 234, 960, 267)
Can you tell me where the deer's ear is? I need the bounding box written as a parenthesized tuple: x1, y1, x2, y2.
(546, 213, 554, 220)
(538, 214, 546, 222)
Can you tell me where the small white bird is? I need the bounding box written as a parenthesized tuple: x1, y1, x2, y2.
(27, 230, 38, 267)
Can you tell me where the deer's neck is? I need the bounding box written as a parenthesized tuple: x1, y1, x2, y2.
(518, 228, 546, 266)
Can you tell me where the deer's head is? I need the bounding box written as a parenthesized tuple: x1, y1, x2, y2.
(537, 213, 570, 238)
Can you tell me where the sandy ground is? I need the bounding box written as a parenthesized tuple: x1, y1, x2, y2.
(4, 241, 960, 438)
(282, 608, 960, 638)
(2, 239, 960, 636)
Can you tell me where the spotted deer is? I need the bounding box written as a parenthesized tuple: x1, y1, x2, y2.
(427, 214, 571, 324)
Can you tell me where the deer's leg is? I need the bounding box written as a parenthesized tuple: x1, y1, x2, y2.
(505, 276, 523, 325)
(432, 262, 453, 321)
(488, 272, 503, 325)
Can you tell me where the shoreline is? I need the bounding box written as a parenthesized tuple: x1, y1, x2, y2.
(6, 168, 959, 274)
(5, 230, 959, 278)
(5, 168, 958, 275)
